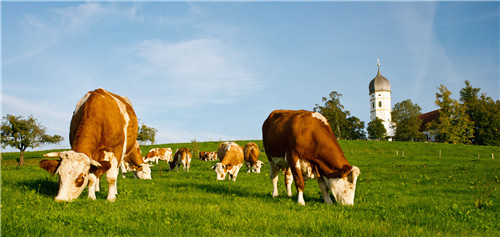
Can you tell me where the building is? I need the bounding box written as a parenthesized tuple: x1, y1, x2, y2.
(369, 59, 395, 140)
(419, 109, 440, 142)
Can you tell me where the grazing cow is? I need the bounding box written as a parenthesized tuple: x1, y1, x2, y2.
(244, 142, 264, 173)
(212, 142, 244, 181)
(39, 88, 151, 202)
(199, 151, 217, 161)
(170, 148, 191, 172)
(120, 144, 153, 179)
(145, 148, 173, 164)
(262, 110, 360, 206)
(199, 151, 209, 161)
(207, 151, 218, 161)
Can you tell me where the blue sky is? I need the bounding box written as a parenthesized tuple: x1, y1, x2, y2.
(2, 1, 499, 151)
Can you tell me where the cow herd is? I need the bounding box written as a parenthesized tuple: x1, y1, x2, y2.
(39, 88, 360, 206)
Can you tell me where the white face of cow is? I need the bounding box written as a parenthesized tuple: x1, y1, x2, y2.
(44, 151, 100, 202)
(324, 166, 360, 206)
(211, 163, 227, 180)
(136, 163, 152, 179)
(252, 160, 264, 173)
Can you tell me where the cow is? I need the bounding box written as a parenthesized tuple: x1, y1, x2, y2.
(212, 142, 244, 181)
(243, 142, 264, 173)
(145, 148, 173, 164)
(207, 151, 218, 161)
(39, 88, 151, 202)
(120, 144, 154, 179)
(262, 109, 360, 206)
(199, 151, 209, 161)
(170, 148, 191, 172)
(199, 151, 217, 161)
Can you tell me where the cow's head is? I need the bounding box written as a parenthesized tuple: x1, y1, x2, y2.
(211, 163, 230, 180)
(135, 163, 152, 179)
(39, 151, 110, 202)
(324, 166, 360, 206)
(251, 160, 264, 173)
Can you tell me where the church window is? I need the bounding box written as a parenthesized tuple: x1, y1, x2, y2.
(372, 102, 375, 108)
(378, 101, 382, 107)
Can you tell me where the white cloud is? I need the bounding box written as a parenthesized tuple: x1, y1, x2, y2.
(122, 38, 262, 107)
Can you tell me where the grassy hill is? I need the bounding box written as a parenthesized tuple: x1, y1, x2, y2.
(1, 140, 499, 236)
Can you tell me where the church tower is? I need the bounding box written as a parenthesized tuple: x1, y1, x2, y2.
(369, 59, 394, 138)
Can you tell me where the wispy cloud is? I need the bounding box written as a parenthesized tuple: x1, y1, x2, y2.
(8, 2, 137, 65)
(121, 38, 262, 107)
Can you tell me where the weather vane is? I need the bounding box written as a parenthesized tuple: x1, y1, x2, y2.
(377, 58, 380, 68)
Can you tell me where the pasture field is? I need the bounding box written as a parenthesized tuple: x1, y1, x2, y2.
(1, 140, 499, 236)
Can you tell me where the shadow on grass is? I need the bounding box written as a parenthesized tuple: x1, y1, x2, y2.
(19, 177, 59, 198)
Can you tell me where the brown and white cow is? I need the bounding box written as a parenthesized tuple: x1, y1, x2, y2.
(199, 151, 217, 161)
(120, 143, 154, 179)
(243, 142, 264, 173)
(262, 110, 360, 206)
(212, 142, 244, 181)
(145, 148, 173, 164)
(199, 151, 209, 161)
(207, 151, 218, 161)
(170, 148, 191, 172)
(39, 88, 151, 202)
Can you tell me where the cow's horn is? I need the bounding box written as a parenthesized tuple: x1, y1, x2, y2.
(43, 152, 61, 158)
(89, 159, 101, 167)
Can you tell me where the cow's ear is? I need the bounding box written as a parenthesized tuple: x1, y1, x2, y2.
(39, 159, 61, 175)
(348, 166, 360, 184)
(90, 161, 111, 178)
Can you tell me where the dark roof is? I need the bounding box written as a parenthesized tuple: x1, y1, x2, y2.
(369, 69, 391, 94)
(418, 110, 440, 132)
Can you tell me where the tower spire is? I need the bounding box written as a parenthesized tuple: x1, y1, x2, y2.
(377, 58, 380, 70)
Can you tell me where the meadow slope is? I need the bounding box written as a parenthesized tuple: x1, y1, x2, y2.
(1, 140, 499, 236)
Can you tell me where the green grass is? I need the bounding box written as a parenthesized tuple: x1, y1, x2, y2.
(2, 140, 499, 236)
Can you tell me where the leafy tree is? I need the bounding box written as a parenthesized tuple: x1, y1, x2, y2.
(313, 91, 350, 139)
(345, 116, 366, 140)
(1, 114, 63, 166)
(430, 85, 474, 144)
(460, 81, 500, 145)
(391, 99, 424, 141)
(137, 123, 158, 145)
(367, 117, 386, 140)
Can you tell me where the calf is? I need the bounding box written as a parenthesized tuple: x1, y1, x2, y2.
(145, 148, 173, 164)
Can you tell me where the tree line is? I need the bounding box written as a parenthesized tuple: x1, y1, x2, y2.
(313, 80, 499, 145)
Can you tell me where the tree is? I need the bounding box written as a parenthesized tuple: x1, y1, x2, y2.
(313, 91, 350, 139)
(1, 114, 63, 166)
(137, 123, 158, 145)
(345, 116, 366, 140)
(367, 117, 386, 140)
(391, 99, 424, 141)
(430, 85, 474, 144)
(460, 81, 500, 146)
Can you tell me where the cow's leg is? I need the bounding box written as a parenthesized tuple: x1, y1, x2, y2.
(288, 151, 305, 205)
(246, 162, 251, 173)
(119, 161, 127, 178)
(284, 167, 293, 197)
(95, 177, 101, 192)
(318, 177, 333, 204)
(87, 173, 97, 200)
(106, 158, 119, 202)
(269, 160, 280, 197)
(231, 164, 242, 181)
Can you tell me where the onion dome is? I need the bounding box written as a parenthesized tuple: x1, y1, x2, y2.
(369, 59, 391, 94)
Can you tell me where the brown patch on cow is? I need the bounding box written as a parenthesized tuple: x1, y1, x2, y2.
(89, 161, 111, 178)
(39, 159, 61, 175)
(75, 173, 86, 187)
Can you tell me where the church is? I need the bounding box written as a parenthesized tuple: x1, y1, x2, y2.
(368, 59, 395, 140)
